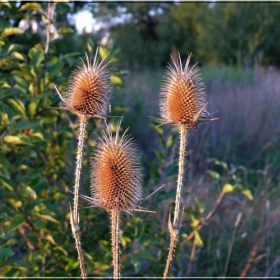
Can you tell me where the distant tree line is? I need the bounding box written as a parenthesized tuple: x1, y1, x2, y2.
(2, 2, 280, 69)
(93, 2, 280, 68)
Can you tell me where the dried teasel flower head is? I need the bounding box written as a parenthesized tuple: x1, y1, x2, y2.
(61, 49, 111, 117)
(90, 121, 143, 212)
(159, 53, 208, 129)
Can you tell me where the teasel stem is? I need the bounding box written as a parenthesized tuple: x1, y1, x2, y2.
(70, 204, 86, 279)
(174, 125, 188, 226)
(111, 210, 121, 279)
(73, 114, 87, 222)
(72, 114, 88, 279)
(163, 124, 188, 279)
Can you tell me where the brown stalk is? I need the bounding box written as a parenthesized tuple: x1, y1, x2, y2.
(111, 210, 121, 279)
(163, 125, 188, 278)
(80, 121, 163, 278)
(54, 50, 111, 278)
(159, 53, 214, 278)
(87, 122, 142, 278)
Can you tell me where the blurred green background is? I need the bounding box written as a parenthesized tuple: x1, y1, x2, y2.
(1, 2, 280, 277)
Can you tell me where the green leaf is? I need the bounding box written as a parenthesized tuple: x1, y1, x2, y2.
(0, 81, 10, 88)
(28, 48, 44, 67)
(166, 135, 173, 147)
(0, 177, 13, 191)
(7, 43, 23, 53)
(18, 135, 32, 145)
(11, 51, 26, 61)
(12, 119, 41, 133)
(6, 98, 26, 116)
(207, 170, 220, 180)
(0, 247, 14, 264)
(48, 62, 63, 77)
(222, 183, 234, 194)
(0, 1, 12, 9)
(36, 214, 60, 224)
(8, 214, 25, 231)
(86, 39, 94, 52)
(99, 46, 109, 60)
(241, 189, 253, 201)
(8, 198, 22, 208)
(1, 28, 24, 37)
(55, 246, 68, 256)
(46, 235, 57, 245)
(3, 135, 26, 145)
(31, 132, 44, 141)
(214, 160, 228, 170)
(19, 3, 43, 12)
(23, 186, 37, 200)
(110, 75, 123, 85)
(194, 231, 203, 246)
(57, 27, 74, 34)
(191, 215, 200, 228)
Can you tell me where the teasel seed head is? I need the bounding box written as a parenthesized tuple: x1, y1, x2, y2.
(159, 53, 207, 129)
(63, 49, 111, 117)
(90, 122, 143, 212)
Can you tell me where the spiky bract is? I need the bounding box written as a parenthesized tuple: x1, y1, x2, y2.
(90, 123, 142, 212)
(160, 54, 207, 129)
(65, 50, 111, 116)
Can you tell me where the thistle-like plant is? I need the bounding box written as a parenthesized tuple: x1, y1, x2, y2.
(158, 53, 217, 278)
(80, 121, 163, 279)
(54, 49, 111, 278)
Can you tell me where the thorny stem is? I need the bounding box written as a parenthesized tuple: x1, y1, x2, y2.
(73, 115, 87, 222)
(72, 115, 87, 279)
(163, 124, 188, 279)
(174, 125, 188, 226)
(111, 210, 121, 279)
(70, 205, 86, 279)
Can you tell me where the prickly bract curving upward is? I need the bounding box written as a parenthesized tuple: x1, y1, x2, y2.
(160, 54, 207, 129)
(90, 123, 143, 212)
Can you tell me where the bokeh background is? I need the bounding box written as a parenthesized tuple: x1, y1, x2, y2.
(1, 2, 280, 277)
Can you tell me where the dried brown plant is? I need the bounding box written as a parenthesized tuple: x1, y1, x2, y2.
(159, 53, 216, 278)
(81, 121, 142, 279)
(159, 53, 208, 129)
(54, 49, 111, 278)
(90, 123, 142, 212)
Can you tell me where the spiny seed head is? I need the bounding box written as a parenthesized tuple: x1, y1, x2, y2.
(90, 122, 143, 211)
(159, 53, 207, 129)
(65, 50, 111, 117)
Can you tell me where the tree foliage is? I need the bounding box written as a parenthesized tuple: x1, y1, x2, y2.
(91, 2, 280, 68)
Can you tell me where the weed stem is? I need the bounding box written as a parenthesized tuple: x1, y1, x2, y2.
(111, 210, 121, 279)
(163, 124, 188, 278)
(72, 114, 87, 278)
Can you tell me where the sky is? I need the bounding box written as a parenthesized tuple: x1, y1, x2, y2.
(73, 10, 97, 34)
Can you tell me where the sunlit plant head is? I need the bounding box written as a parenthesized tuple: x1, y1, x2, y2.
(90, 121, 143, 212)
(63, 50, 111, 117)
(159, 53, 208, 129)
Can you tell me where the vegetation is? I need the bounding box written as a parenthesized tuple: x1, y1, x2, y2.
(1, 1, 280, 278)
